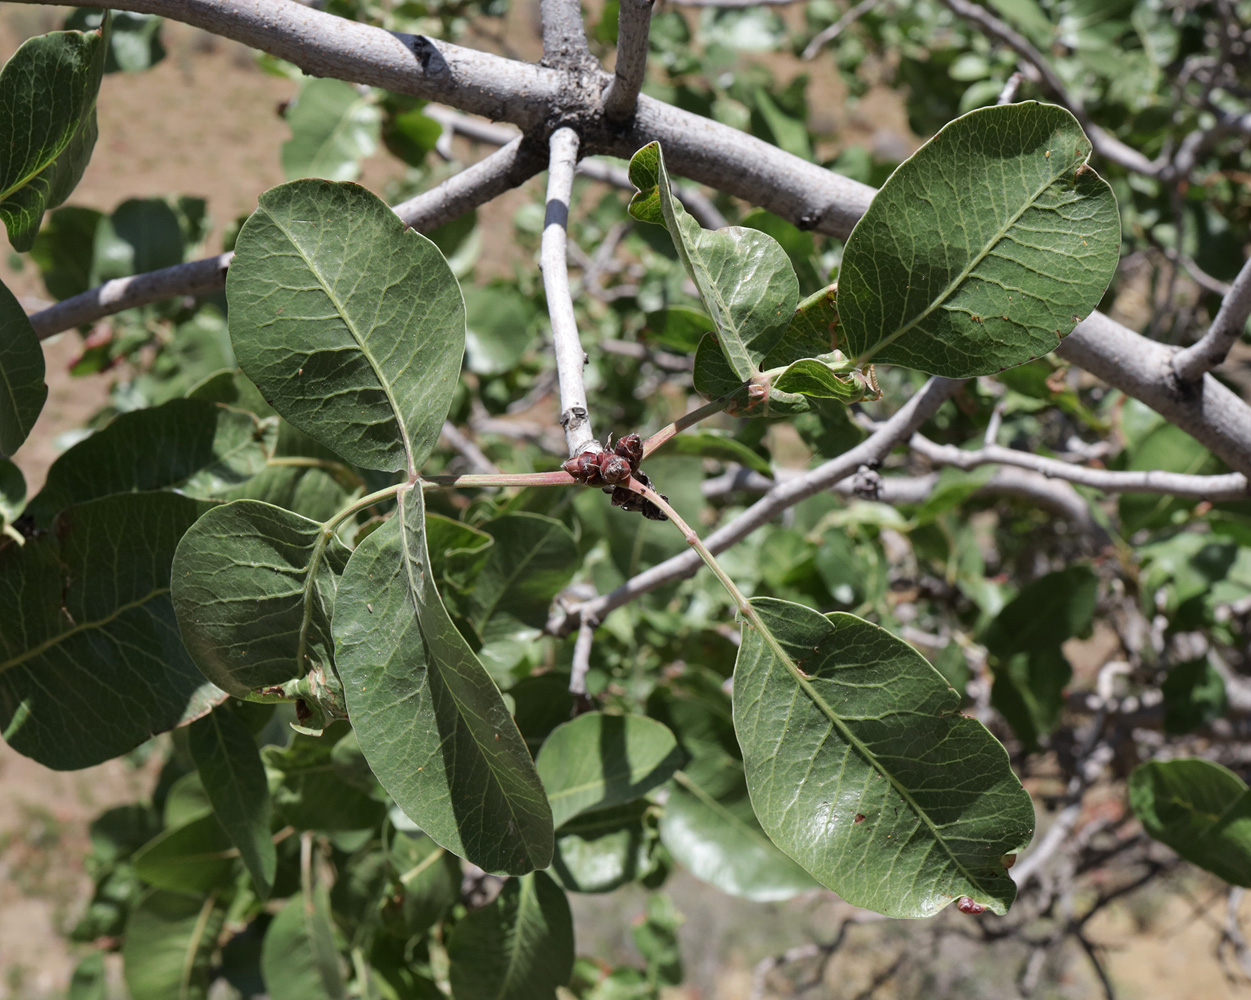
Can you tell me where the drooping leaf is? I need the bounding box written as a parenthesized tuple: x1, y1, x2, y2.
(27, 397, 275, 525)
(189, 705, 276, 897)
(334, 486, 553, 874)
(660, 775, 817, 902)
(537, 713, 683, 829)
(838, 102, 1120, 376)
(261, 886, 347, 1000)
(447, 872, 575, 1000)
(172, 500, 351, 698)
(0, 15, 108, 251)
(122, 890, 225, 1000)
(468, 512, 578, 643)
(0, 492, 223, 769)
(733, 599, 1035, 917)
(226, 179, 465, 475)
(132, 813, 237, 894)
(629, 142, 798, 381)
(0, 280, 48, 457)
(282, 78, 382, 182)
(1129, 758, 1251, 887)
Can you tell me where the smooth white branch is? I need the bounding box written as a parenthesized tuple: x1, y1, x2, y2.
(1172, 255, 1251, 383)
(541, 128, 597, 458)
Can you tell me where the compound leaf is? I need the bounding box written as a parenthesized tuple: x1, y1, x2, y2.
(733, 599, 1034, 917)
(838, 102, 1120, 376)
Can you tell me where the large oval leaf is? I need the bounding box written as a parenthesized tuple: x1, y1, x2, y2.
(1129, 758, 1251, 887)
(0, 492, 222, 769)
(537, 713, 683, 829)
(446, 872, 574, 1000)
(629, 142, 797, 381)
(282, 78, 381, 182)
(334, 485, 553, 874)
(733, 599, 1034, 917)
(0, 280, 48, 457)
(226, 179, 465, 474)
(839, 102, 1119, 377)
(172, 500, 350, 698)
(0, 15, 108, 251)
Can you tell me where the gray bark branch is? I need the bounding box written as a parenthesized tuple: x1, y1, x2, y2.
(601, 0, 654, 123)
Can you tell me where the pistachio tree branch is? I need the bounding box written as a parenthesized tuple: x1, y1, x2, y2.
(541, 128, 597, 457)
(1172, 255, 1251, 383)
(601, 0, 654, 124)
(28, 136, 542, 339)
(909, 435, 1250, 501)
(540, 0, 594, 68)
(801, 0, 884, 61)
(555, 378, 961, 632)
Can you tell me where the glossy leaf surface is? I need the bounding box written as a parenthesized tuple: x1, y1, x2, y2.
(0, 16, 107, 251)
(0, 492, 222, 769)
(189, 705, 276, 897)
(172, 500, 350, 697)
(334, 486, 553, 874)
(226, 179, 465, 474)
(447, 872, 574, 1000)
(733, 599, 1034, 917)
(0, 280, 47, 456)
(1129, 758, 1251, 887)
(839, 102, 1120, 376)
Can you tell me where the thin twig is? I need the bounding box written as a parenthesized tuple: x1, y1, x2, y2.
(541, 128, 597, 458)
(29, 137, 543, 340)
(1173, 255, 1251, 382)
(996, 70, 1023, 105)
(910, 435, 1250, 501)
(802, 0, 884, 61)
(440, 422, 499, 474)
(569, 619, 596, 706)
(602, 0, 654, 123)
(555, 378, 960, 633)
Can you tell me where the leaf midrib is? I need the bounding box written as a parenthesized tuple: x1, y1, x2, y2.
(854, 165, 1070, 366)
(268, 207, 415, 475)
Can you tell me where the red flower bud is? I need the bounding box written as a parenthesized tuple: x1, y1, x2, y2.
(598, 452, 632, 485)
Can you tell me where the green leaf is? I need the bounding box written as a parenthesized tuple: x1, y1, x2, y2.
(660, 774, 816, 902)
(1161, 657, 1228, 735)
(0, 461, 26, 531)
(226, 179, 466, 475)
(67, 952, 107, 1000)
(629, 142, 798, 381)
(122, 890, 225, 1000)
(447, 872, 574, 1000)
(282, 78, 381, 183)
(772, 357, 874, 403)
(389, 830, 461, 933)
(537, 713, 683, 829)
(132, 813, 237, 894)
(664, 430, 772, 476)
(643, 306, 715, 352)
(0, 492, 223, 769)
(28, 398, 275, 525)
(64, 9, 165, 73)
(264, 728, 387, 832)
(465, 284, 537, 376)
(261, 886, 347, 1000)
(468, 513, 578, 643)
(172, 500, 350, 698)
(1129, 758, 1251, 887)
(838, 102, 1120, 376)
(762, 284, 840, 369)
(0, 15, 108, 251)
(334, 486, 553, 874)
(28, 204, 102, 300)
(92, 197, 188, 282)
(189, 704, 276, 898)
(733, 599, 1034, 917)
(0, 280, 47, 458)
(550, 801, 658, 894)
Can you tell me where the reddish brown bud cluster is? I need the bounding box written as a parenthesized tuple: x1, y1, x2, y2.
(562, 433, 668, 521)
(956, 896, 987, 915)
